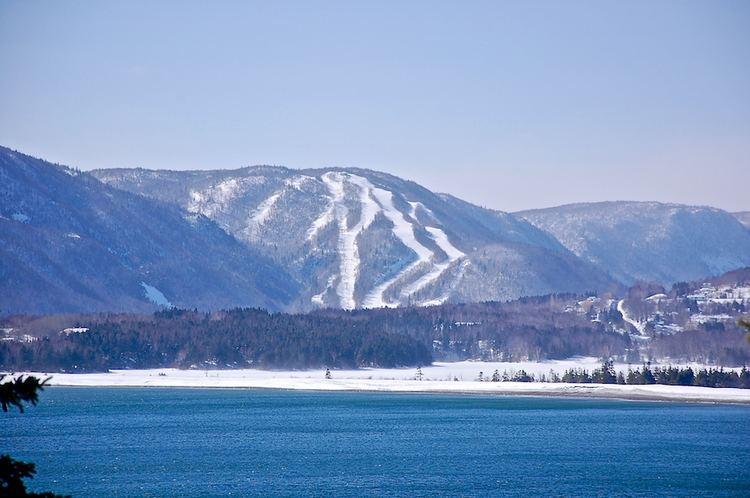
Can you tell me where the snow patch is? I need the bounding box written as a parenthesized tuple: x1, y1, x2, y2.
(617, 299, 647, 336)
(311, 275, 336, 306)
(62, 327, 89, 335)
(285, 175, 315, 191)
(141, 282, 173, 307)
(245, 191, 282, 240)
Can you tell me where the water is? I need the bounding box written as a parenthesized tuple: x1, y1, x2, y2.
(3, 388, 750, 497)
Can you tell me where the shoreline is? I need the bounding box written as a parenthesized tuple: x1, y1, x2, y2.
(42, 382, 750, 405)
(19, 362, 750, 405)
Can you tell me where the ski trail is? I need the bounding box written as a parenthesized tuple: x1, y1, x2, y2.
(398, 227, 465, 299)
(245, 190, 282, 240)
(362, 189, 436, 308)
(307, 202, 335, 241)
(321, 172, 379, 310)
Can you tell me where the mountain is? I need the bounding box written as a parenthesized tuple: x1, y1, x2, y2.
(518, 202, 750, 286)
(91, 166, 618, 310)
(0, 147, 299, 314)
(8, 144, 746, 315)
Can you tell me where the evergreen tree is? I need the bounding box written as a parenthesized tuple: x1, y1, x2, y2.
(739, 367, 750, 389)
(641, 364, 656, 384)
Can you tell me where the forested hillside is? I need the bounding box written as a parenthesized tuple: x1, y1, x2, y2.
(4, 274, 749, 372)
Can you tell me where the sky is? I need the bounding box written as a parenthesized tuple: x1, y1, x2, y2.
(0, 0, 748, 212)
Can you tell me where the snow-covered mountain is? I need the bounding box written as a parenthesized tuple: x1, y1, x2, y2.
(0, 147, 299, 314)
(92, 166, 617, 310)
(518, 202, 750, 286)
(6, 144, 747, 315)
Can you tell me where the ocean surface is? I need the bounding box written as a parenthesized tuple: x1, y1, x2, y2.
(3, 388, 750, 497)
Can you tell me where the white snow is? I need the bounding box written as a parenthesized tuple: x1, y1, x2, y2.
(361, 188, 467, 308)
(61, 327, 89, 335)
(24, 359, 750, 404)
(306, 202, 335, 241)
(407, 201, 434, 221)
(307, 174, 467, 308)
(691, 314, 734, 324)
(188, 177, 252, 217)
(320, 172, 379, 309)
(617, 299, 647, 336)
(311, 275, 336, 306)
(285, 175, 315, 190)
(399, 227, 465, 297)
(245, 191, 282, 239)
(140, 282, 173, 307)
(361, 187, 436, 308)
(371, 188, 433, 262)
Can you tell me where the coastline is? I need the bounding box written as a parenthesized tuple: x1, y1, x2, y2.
(19, 359, 750, 405)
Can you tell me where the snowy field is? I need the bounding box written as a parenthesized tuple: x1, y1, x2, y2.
(22, 358, 750, 404)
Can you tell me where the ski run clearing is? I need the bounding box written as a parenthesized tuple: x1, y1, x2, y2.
(23, 359, 750, 404)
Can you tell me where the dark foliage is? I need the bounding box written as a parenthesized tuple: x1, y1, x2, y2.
(0, 298, 631, 372)
(0, 374, 48, 413)
(624, 364, 749, 389)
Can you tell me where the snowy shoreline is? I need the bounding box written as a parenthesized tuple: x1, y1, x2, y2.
(21, 359, 750, 405)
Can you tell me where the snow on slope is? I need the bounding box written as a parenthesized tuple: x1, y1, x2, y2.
(362, 186, 436, 308)
(397, 227, 466, 305)
(188, 177, 252, 217)
(140, 282, 173, 307)
(322, 172, 380, 309)
(245, 191, 282, 240)
(306, 201, 335, 241)
(519, 202, 750, 285)
(315, 173, 467, 309)
(91, 165, 620, 312)
(617, 299, 646, 336)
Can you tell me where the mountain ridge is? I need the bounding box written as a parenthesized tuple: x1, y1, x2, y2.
(91, 163, 618, 310)
(517, 201, 750, 285)
(0, 146, 299, 314)
(3, 144, 748, 314)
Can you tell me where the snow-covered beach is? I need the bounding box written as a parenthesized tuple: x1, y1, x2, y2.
(23, 359, 750, 404)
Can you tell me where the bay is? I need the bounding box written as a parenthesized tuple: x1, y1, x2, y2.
(3, 387, 750, 497)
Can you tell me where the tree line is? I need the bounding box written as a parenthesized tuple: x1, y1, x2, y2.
(1, 297, 631, 372)
(475, 361, 750, 389)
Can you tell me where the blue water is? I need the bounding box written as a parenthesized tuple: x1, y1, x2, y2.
(3, 388, 750, 497)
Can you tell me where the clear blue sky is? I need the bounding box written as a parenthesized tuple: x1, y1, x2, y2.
(1, 0, 748, 212)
